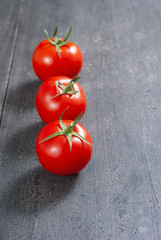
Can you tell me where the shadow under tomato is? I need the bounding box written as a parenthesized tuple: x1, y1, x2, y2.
(3, 121, 45, 164)
(1, 166, 79, 215)
(7, 79, 41, 112)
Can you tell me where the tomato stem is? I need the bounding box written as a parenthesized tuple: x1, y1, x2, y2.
(44, 25, 73, 58)
(39, 108, 93, 151)
(50, 76, 85, 99)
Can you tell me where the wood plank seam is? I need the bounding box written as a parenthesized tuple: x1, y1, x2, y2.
(0, 0, 25, 127)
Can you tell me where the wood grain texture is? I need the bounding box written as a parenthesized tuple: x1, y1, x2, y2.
(1, 0, 161, 239)
(0, 0, 22, 124)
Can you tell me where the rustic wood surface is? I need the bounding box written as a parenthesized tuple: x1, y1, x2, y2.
(1, 0, 161, 239)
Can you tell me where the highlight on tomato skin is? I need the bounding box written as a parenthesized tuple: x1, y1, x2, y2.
(32, 26, 83, 81)
(35, 113, 93, 176)
(36, 76, 87, 123)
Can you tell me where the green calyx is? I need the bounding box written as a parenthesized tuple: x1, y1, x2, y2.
(51, 76, 84, 99)
(40, 107, 93, 151)
(44, 25, 72, 58)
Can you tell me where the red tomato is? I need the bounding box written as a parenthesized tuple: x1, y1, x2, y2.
(36, 120, 93, 175)
(36, 76, 86, 123)
(32, 26, 83, 81)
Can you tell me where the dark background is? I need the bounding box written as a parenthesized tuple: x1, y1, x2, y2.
(1, 0, 161, 239)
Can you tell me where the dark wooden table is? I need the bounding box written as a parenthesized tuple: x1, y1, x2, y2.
(1, 0, 161, 239)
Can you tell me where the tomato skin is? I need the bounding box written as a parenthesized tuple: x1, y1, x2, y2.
(36, 120, 93, 175)
(36, 76, 86, 123)
(32, 39, 83, 81)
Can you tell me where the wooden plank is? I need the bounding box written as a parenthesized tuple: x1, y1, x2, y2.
(0, 0, 22, 124)
(1, 0, 161, 239)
